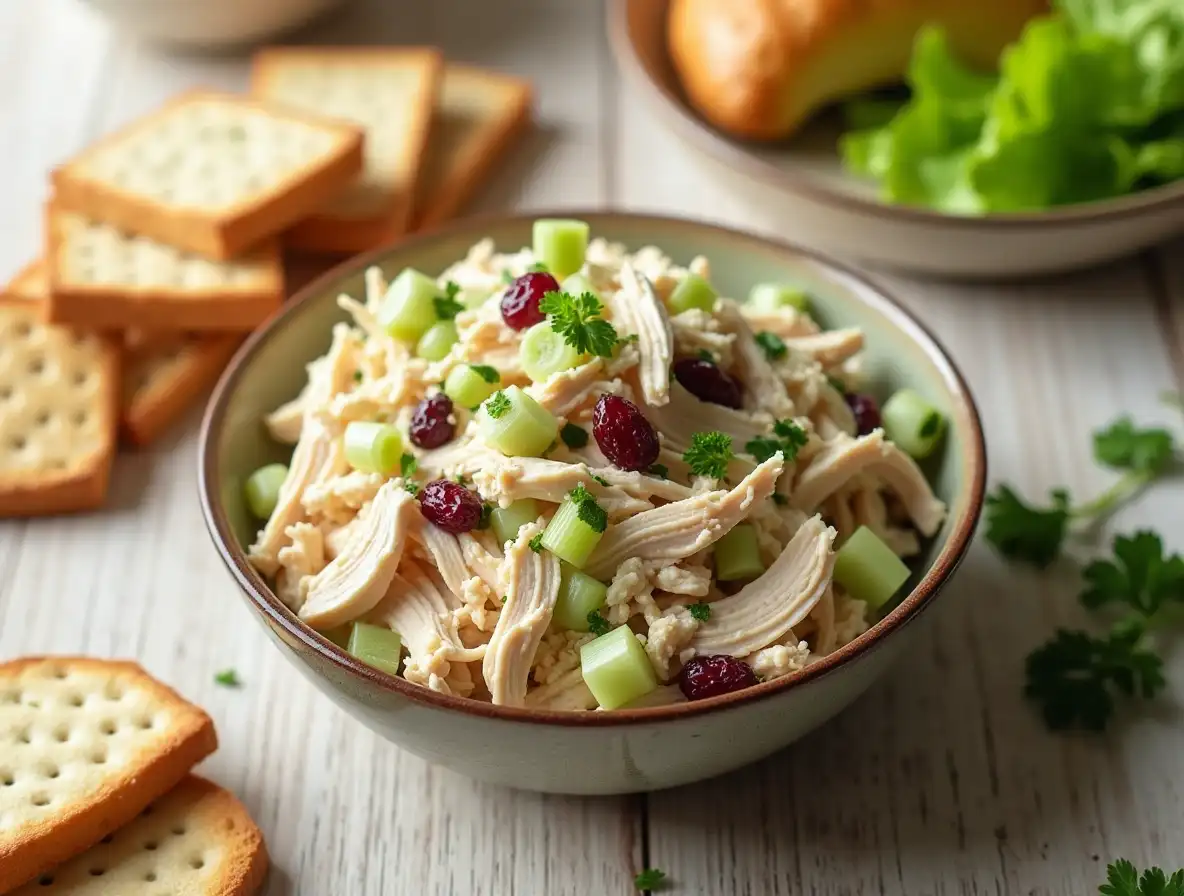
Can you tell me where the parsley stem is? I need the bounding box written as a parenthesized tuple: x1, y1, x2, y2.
(1068, 470, 1153, 521)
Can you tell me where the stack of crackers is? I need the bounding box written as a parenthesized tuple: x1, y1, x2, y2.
(1, 47, 532, 518)
(0, 657, 267, 895)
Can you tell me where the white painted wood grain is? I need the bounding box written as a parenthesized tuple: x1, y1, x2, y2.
(2, 0, 1184, 893)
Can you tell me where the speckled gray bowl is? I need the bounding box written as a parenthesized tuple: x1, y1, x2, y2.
(199, 211, 986, 795)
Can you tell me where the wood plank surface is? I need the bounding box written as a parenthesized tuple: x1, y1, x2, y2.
(1, 1, 1182, 894)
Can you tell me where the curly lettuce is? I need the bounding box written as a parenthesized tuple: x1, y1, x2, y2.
(841, 0, 1184, 212)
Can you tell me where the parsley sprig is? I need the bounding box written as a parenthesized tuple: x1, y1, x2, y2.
(683, 431, 733, 479)
(432, 281, 464, 320)
(754, 331, 787, 361)
(214, 669, 241, 688)
(587, 609, 611, 637)
(538, 290, 619, 358)
(633, 868, 666, 891)
(745, 419, 808, 463)
(985, 414, 1178, 568)
(1100, 859, 1184, 895)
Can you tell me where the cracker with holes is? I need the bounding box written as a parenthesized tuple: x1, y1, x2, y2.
(413, 65, 533, 230)
(10, 775, 268, 896)
(0, 658, 218, 893)
(51, 90, 365, 260)
(8, 262, 242, 448)
(0, 301, 119, 516)
(45, 208, 284, 331)
(252, 47, 442, 253)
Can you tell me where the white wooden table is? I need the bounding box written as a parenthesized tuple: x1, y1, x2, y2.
(2, 1, 1183, 893)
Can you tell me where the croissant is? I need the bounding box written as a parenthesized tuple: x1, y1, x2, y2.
(667, 0, 1048, 142)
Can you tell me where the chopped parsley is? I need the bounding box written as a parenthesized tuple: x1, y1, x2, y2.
(745, 418, 808, 463)
(754, 330, 787, 361)
(683, 431, 733, 479)
(529, 533, 544, 553)
(404, 481, 420, 497)
(214, 669, 241, 688)
(697, 349, 715, 363)
(633, 868, 667, 891)
(484, 390, 511, 420)
(587, 609, 611, 637)
(826, 374, 847, 394)
(618, 333, 640, 348)
(569, 484, 608, 533)
(400, 453, 418, 477)
(432, 284, 465, 320)
(647, 463, 669, 479)
(352, 370, 363, 383)
(538, 290, 619, 358)
(1100, 859, 1184, 895)
(688, 602, 711, 622)
(478, 503, 494, 530)
(591, 474, 610, 487)
(560, 422, 589, 449)
(469, 364, 500, 384)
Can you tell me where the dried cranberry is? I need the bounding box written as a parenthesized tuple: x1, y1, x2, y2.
(409, 393, 455, 448)
(500, 271, 559, 331)
(418, 479, 483, 534)
(592, 394, 660, 471)
(845, 393, 881, 435)
(673, 359, 743, 409)
(679, 655, 759, 701)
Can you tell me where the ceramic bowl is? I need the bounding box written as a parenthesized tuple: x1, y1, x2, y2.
(199, 212, 986, 795)
(608, 0, 1184, 280)
(76, 0, 349, 48)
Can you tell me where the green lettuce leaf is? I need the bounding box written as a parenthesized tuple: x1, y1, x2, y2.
(840, 2, 1184, 213)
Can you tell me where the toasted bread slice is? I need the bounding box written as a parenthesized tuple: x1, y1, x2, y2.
(252, 47, 442, 253)
(51, 89, 364, 259)
(413, 65, 533, 230)
(0, 658, 218, 892)
(121, 330, 241, 447)
(8, 775, 267, 895)
(0, 301, 119, 516)
(45, 208, 284, 331)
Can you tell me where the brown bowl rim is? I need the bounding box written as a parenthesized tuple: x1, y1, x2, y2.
(199, 209, 987, 727)
(605, 0, 1184, 230)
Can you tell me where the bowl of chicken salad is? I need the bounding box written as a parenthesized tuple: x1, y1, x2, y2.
(200, 211, 985, 794)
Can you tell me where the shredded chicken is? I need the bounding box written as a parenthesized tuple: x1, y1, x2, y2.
(738, 307, 821, 339)
(298, 484, 416, 630)
(471, 455, 653, 518)
(482, 523, 561, 706)
(585, 454, 784, 579)
(645, 607, 700, 681)
(607, 263, 673, 406)
(746, 640, 811, 680)
(691, 516, 836, 657)
(786, 328, 865, 369)
(716, 300, 796, 418)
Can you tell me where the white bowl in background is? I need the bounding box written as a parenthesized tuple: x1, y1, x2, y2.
(77, 0, 350, 49)
(608, 0, 1184, 280)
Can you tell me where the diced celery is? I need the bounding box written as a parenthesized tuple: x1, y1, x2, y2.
(833, 525, 912, 610)
(554, 563, 608, 631)
(520, 322, 585, 383)
(714, 523, 765, 581)
(416, 320, 459, 361)
(491, 498, 540, 545)
(532, 218, 589, 279)
(540, 496, 604, 568)
(460, 286, 493, 309)
(378, 268, 440, 342)
(347, 622, 403, 676)
(244, 463, 288, 519)
(561, 272, 599, 300)
(748, 283, 811, 313)
(881, 389, 947, 459)
(477, 386, 558, 457)
(579, 626, 658, 710)
(444, 363, 501, 408)
(668, 273, 717, 314)
(344, 421, 403, 475)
